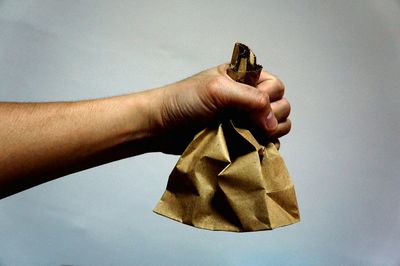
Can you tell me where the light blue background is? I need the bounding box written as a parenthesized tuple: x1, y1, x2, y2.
(1, 1, 399, 265)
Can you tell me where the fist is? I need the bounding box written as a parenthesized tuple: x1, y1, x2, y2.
(148, 64, 291, 154)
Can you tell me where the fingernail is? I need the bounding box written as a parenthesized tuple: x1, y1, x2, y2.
(266, 111, 277, 131)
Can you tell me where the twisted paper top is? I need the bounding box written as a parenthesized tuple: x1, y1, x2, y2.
(227, 43, 263, 87)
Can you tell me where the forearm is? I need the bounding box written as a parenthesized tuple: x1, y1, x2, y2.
(0, 91, 161, 198)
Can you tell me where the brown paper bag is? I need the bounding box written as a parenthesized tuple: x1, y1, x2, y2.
(154, 43, 300, 232)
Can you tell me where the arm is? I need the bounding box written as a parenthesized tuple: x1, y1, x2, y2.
(0, 93, 154, 198)
(0, 64, 290, 199)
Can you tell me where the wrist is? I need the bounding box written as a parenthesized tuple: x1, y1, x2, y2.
(122, 88, 166, 142)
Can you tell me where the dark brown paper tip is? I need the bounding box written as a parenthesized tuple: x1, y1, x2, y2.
(227, 43, 263, 87)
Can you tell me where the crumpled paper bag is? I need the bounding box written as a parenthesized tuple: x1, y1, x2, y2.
(154, 43, 300, 232)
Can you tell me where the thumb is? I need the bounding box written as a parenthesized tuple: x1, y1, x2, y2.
(218, 79, 278, 133)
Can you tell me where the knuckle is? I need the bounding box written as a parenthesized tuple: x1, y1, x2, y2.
(255, 90, 269, 110)
(275, 78, 285, 95)
(208, 76, 226, 89)
(204, 76, 225, 98)
(204, 75, 239, 109)
(281, 97, 291, 114)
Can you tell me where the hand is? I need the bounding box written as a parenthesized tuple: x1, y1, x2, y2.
(146, 64, 291, 154)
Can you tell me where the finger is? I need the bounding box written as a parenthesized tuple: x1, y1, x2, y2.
(256, 71, 285, 102)
(271, 98, 291, 122)
(268, 119, 292, 139)
(247, 88, 278, 133)
(220, 80, 278, 132)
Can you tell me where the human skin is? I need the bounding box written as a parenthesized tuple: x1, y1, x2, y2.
(0, 64, 290, 199)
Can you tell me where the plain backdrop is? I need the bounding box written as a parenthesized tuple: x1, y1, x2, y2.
(0, 1, 399, 265)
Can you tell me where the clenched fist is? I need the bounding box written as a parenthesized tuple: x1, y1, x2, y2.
(143, 64, 291, 153)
